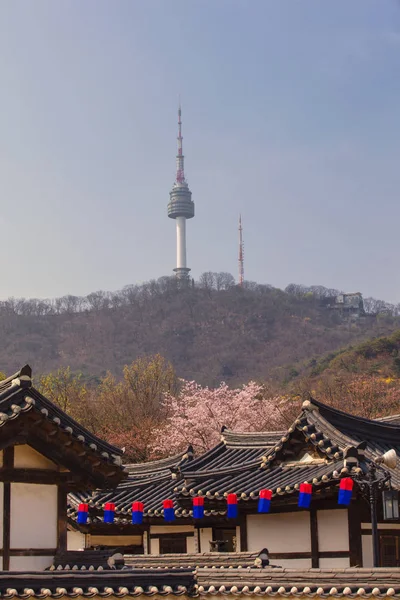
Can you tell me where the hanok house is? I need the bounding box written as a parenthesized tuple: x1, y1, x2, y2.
(69, 397, 400, 569)
(1, 367, 400, 599)
(0, 365, 126, 570)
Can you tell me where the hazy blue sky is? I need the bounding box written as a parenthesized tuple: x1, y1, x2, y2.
(1, 1, 400, 301)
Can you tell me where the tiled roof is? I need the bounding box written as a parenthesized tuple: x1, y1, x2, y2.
(0, 366, 126, 487)
(196, 566, 400, 597)
(69, 398, 400, 523)
(124, 552, 259, 569)
(0, 569, 195, 597)
(68, 448, 194, 521)
(2, 561, 400, 598)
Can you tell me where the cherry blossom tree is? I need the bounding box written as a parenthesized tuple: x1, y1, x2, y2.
(151, 380, 296, 456)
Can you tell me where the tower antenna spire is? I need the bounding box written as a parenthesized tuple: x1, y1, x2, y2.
(167, 103, 195, 279)
(239, 215, 244, 286)
(176, 101, 185, 184)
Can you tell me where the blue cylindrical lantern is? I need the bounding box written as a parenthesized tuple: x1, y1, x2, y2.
(132, 501, 144, 524)
(104, 502, 115, 523)
(193, 496, 204, 519)
(227, 493, 238, 518)
(163, 499, 175, 521)
(77, 503, 89, 524)
(298, 483, 312, 509)
(258, 489, 272, 513)
(338, 478, 353, 506)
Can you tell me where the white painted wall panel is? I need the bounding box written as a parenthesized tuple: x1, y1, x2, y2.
(235, 526, 241, 552)
(14, 445, 57, 470)
(319, 557, 350, 568)
(10, 556, 53, 571)
(10, 483, 57, 548)
(151, 537, 160, 554)
(199, 528, 213, 553)
(362, 534, 373, 568)
(317, 509, 349, 551)
(247, 513, 311, 553)
(187, 536, 195, 553)
(67, 530, 85, 550)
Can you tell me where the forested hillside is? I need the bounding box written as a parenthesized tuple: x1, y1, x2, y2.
(1, 273, 399, 386)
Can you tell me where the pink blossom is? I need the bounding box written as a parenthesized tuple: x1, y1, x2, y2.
(151, 380, 292, 455)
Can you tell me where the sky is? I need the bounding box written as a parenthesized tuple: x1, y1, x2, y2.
(0, 1, 400, 302)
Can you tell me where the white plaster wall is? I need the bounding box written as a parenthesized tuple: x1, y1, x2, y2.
(9, 556, 53, 571)
(10, 483, 57, 548)
(67, 530, 85, 550)
(362, 534, 373, 568)
(317, 509, 349, 552)
(90, 535, 142, 547)
(319, 557, 350, 568)
(14, 445, 57, 470)
(187, 536, 195, 553)
(150, 525, 194, 534)
(247, 513, 311, 553)
(272, 558, 311, 569)
(199, 528, 213, 553)
(151, 537, 160, 554)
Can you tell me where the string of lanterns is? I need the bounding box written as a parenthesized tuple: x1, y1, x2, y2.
(76, 477, 354, 524)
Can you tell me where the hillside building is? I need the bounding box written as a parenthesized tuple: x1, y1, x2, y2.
(323, 292, 364, 317)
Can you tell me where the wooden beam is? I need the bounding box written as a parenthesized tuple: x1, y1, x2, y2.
(149, 532, 194, 539)
(239, 514, 248, 552)
(57, 486, 68, 553)
(0, 469, 75, 485)
(0, 548, 57, 557)
(310, 507, 319, 568)
(2, 447, 14, 570)
(348, 502, 363, 566)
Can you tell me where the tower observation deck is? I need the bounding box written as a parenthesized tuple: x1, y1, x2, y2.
(167, 104, 195, 278)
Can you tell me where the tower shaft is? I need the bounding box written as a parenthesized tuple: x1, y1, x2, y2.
(176, 216, 187, 269)
(168, 104, 195, 279)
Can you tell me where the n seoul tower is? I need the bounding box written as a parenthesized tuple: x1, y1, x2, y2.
(167, 104, 195, 279)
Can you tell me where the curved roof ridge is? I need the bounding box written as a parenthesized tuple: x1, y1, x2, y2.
(124, 447, 193, 474)
(309, 397, 400, 432)
(222, 429, 286, 447)
(0, 364, 32, 392)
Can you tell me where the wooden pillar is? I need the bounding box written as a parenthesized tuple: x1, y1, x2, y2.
(348, 502, 363, 567)
(3, 447, 14, 570)
(310, 507, 319, 568)
(239, 514, 248, 551)
(57, 486, 68, 553)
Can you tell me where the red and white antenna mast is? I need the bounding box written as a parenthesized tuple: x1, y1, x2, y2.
(238, 215, 244, 286)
